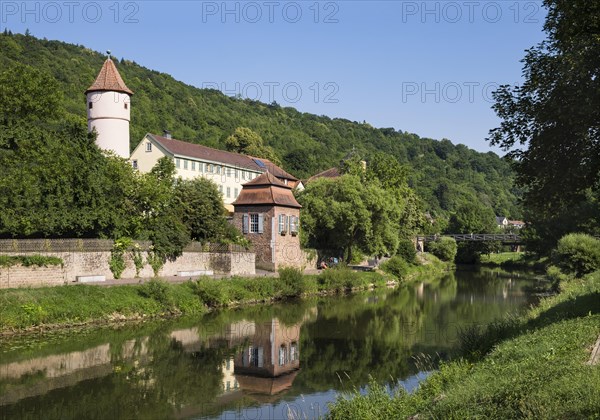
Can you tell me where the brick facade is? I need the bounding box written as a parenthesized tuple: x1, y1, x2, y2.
(232, 206, 302, 271)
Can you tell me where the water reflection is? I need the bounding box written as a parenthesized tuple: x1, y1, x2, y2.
(0, 269, 538, 419)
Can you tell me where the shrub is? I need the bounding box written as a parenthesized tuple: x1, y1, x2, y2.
(545, 265, 570, 292)
(146, 250, 164, 277)
(454, 243, 481, 264)
(427, 237, 458, 262)
(396, 239, 417, 264)
(0, 255, 63, 268)
(278, 267, 306, 298)
(138, 278, 173, 308)
(192, 277, 230, 307)
(381, 256, 409, 280)
(109, 238, 132, 279)
(318, 266, 360, 292)
(553, 233, 600, 277)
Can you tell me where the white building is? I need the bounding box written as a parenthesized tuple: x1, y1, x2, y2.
(86, 58, 133, 159)
(86, 57, 302, 212)
(130, 133, 303, 212)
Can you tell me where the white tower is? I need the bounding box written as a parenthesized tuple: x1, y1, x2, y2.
(85, 55, 133, 159)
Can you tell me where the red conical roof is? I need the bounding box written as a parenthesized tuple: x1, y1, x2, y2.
(86, 58, 133, 95)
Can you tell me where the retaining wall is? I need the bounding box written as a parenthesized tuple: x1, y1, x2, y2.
(0, 240, 255, 289)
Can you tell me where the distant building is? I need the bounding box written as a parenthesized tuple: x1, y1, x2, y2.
(130, 133, 302, 212)
(508, 220, 525, 229)
(232, 172, 303, 270)
(306, 167, 341, 183)
(496, 216, 508, 229)
(86, 58, 133, 159)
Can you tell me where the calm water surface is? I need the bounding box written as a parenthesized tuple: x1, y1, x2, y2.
(0, 268, 539, 419)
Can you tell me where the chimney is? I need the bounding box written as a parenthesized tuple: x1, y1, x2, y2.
(163, 130, 172, 139)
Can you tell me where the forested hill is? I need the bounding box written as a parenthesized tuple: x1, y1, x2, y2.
(0, 31, 521, 218)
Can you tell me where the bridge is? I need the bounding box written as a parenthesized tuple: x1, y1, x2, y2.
(416, 234, 523, 244)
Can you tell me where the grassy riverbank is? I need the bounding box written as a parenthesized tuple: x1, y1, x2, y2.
(480, 252, 547, 271)
(0, 268, 389, 334)
(0, 255, 451, 334)
(327, 270, 600, 419)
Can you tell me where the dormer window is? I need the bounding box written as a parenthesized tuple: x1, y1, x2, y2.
(145, 143, 152, 152)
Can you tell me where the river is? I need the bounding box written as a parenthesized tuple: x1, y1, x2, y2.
(0, 267, 540, 419)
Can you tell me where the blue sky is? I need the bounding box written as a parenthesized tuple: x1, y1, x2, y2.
(1, 1, 547, 153)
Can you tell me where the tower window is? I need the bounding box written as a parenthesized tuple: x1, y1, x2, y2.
(88, 102, 93, 109)
(124, 103, 128, 110)
(145, 143, 152, 152)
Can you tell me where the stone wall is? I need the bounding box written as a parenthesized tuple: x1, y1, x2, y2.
(0, 240, 255, 289)
(0, 265, 67, 289)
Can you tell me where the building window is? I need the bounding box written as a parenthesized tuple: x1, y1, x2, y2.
(200, 162, 204, 173)
(290, 342, 298, 361)
(234, 188, 238, 197)
(290, 216, 298, 235)
(227, 168, 232, 177)
(243, 213, 263, 234)
(191, 161, 196, 171)
(208, 164, 213, 173)
(279, 345, 287, 366)
(132, 160, 138, 170)
(176, 158, 180, 168)
(250, 214, 259, 233)
(235, 169, 239, 180)
(278, 214, 288, 234)
(88, 102, 93, 109)
(216, 166, 221, 175)
(183, 160, 188, 170)
(145, 142, 152, 152)
(219, 185, 223, 193)
(226, 187, 231, 198)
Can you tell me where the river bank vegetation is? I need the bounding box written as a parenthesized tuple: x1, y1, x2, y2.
(0, 255, 453, 334)
(327, 234, 600, 419)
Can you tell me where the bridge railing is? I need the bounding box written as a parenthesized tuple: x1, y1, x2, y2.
(416, 234, 522, 243)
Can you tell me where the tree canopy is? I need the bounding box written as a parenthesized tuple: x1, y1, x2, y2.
(0, 31, 522, 220)
(0, 63, 243, 260)
(489, 0, 600, 251)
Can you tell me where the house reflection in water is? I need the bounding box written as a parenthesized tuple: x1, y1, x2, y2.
(234, 319, 301, 397)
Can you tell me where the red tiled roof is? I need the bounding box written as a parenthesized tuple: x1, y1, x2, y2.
(307, 167, 341, 183)
(149, 135, 301, 181)
(233, 172, 301, 208)
(150, 134, 263, 171)
(243, 171, 289, 188)
(86, 58, 133, 95)
(249, 157, 299, 181)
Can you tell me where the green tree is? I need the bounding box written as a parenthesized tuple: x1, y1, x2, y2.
(489, 0, 600, 252)
(447, 202, 497, 264)
(225, 127, 281, 165)
(0, 62, 63, 124)
(298, 175, 400, 263)
(174, 178, 229, 243)
(0, 123, 139, 238)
